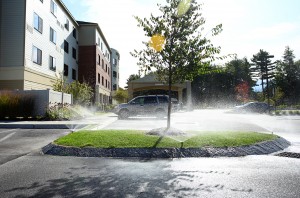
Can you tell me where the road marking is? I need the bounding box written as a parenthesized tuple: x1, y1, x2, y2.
(0, 132, 16, 143)
(0, 129, 18, 134)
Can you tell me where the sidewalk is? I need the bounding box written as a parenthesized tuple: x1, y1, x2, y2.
(0, 113, 118, 130)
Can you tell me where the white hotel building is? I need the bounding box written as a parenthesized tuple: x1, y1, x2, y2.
(0, 0, 80, 90)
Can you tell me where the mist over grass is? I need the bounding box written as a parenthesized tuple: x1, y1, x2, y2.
(54, 130, 277, 148)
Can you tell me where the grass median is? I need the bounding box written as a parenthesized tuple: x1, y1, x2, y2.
(54, 130, 278, 148)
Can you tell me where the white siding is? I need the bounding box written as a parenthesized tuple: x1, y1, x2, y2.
(24, 0, 78, 83)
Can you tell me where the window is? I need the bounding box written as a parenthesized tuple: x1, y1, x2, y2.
(100, 42, 103, 51)
(72, 47, 76, 59)
(32, 46, 42, 65)
(64, 64, 68, 76)
(97, 38, 100, 46)
(102, 59, 104, 69)
(98, 73, 100, 84)
(72, 28, 77, 39)
(64, 40, 69, 53)
(105, 79, 107, 88)
(105, 64, 107, 72)
(158, 96, 168, 103)
(49, 56, 56, 71)
(108, 81, 110, 89)
(144, 96, 157, 104)
(34, 13, 43, 33)
(113, 58, 118, 65)
(98, 55, 100, 65)
(50, 0, 57, 16)
(50, 27, 56, 44)
(102, 76, 104, 86)
(108, 67, 110, 75)
(113, 84, 117, 91)
(131, 97, 144, 105)
(113, 71, 117, 78)
(65, 18, 69, 30)
(72, 69, 76, 80)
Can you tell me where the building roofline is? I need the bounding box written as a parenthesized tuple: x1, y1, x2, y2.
(77, 21, 111, 53)
(111, 48, 120, 59)
(56, 0, 79, 27)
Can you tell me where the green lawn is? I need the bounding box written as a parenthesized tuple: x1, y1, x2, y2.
(54, 130, 278, 148)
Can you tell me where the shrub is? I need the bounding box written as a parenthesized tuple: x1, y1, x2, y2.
(275, 111, 281, 115)
(277, 105, 287, 110)
(0, 91, 35, 119)
(45, 103, 86, 120)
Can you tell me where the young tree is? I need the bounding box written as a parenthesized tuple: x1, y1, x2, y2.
(235, 81, 250, 103)
(113, 88, 129, 104)
(66, 81, 93, 106)
(53, 79, 93, 106)
(131, 0, 224, 129)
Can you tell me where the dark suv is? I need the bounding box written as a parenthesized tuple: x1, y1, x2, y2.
(113, 95, 170, 119)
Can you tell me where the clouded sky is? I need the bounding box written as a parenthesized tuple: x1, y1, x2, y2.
(62, 0, 300, 88)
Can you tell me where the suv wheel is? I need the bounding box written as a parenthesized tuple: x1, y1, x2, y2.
(118, 109, 130, 119)
(156, 109, 165, 119)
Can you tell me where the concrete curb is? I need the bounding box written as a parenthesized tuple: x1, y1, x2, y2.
(42, 137, 290, 158)
(0, 115, 118, 129)
(0, 123, 84, 129)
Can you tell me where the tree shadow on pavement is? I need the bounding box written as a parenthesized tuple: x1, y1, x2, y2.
(4, 160, 253, 198)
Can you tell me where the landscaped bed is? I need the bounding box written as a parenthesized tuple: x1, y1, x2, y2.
(43, 130, 290, 158)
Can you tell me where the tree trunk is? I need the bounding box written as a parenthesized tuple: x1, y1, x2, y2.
(167, 64, 172, 129)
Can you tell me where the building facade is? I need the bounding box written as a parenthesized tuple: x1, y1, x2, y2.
(77, 21, 112, 105)
(0, 0, 120, 105)
(110, 48, 120, 104)
(0, 0, 79, 90)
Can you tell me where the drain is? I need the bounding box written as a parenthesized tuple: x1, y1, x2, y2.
(275, 152, 300, 159)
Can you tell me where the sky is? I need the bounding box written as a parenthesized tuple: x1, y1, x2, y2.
(61, 0, 300, 88)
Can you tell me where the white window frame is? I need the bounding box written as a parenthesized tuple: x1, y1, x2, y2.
(50, 0, 57, 17)
(49, 56, 56, 71)
(50, 27, 56, 44)
(34, 13, 43, 33)
(32, 46, 42, 65)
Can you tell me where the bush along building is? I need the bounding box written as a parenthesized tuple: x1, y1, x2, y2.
(0, 0, 120, 106)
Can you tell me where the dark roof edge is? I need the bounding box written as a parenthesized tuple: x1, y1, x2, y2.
(57, 0, 79, 27)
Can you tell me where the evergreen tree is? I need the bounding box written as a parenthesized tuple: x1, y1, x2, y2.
(251, 49, 275, 100)
(275, 46, 300, 103)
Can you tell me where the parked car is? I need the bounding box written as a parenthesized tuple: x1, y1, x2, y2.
(113, 95, 171, 119)
(233, 102, 270, 113)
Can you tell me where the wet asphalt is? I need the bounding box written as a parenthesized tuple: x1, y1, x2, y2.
(0, 110, 300, 197)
